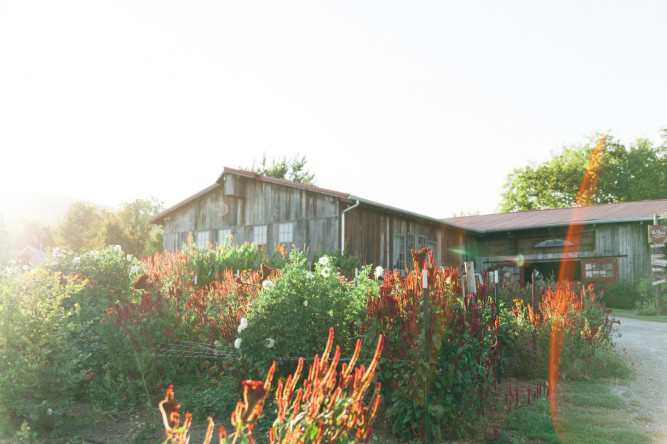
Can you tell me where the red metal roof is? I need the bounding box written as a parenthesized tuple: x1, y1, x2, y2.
(442, 199, 667, 233)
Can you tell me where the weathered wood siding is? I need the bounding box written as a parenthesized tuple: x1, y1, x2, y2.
(162, 174, 341, 257)
(343, 206, 466, 270)
(464, 221, 650, 283)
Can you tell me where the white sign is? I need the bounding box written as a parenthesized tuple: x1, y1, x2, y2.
(651, 243, 666, 249)
(653, 279, 666, 286)
(651, 258, 667, 267)
(653, 268, 666, 273)
(652, 253, 666, 259)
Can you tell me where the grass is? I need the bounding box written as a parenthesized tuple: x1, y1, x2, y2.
(610, 308, 667, 323)
(501, 380, 653, 444)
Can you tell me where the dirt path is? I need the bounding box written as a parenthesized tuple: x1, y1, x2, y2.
(611, 316, 667, 442)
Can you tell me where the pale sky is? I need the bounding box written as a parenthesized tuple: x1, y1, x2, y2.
(1, 1, 665, 220)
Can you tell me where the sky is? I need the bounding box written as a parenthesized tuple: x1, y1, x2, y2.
(1, 0, 665, 222)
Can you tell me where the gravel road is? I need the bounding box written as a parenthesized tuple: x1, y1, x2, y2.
(612, 316, 667, 442)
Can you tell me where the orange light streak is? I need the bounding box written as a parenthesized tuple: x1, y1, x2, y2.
(549, 135, 606, 432)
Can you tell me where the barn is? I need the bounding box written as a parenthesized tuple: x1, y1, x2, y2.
(443, 199, 667, 285)
(148, 167, 469, 270)
(149, 168, 666, 284)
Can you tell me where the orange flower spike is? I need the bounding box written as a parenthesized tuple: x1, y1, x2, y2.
(202, 417, 214, 444)
(321, 327, 334, 364)
(264, 361, 276, 390)
(291, 388, 303, 417)
(219, 425, 226, 440)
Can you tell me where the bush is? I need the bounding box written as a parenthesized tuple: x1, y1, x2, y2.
(591, 279, 638, 309)
(237, 250, 378, 377)
(361, 249, 499, 441)
(0, 268, 88, 429)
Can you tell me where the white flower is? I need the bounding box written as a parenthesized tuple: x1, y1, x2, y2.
(262, 280, 274, 289)
(73, 257, 81, 265)
(237, 317, 248, 333)
(318, 256, 329, 266)
(52, 261, 59, 267)
(113, 245, 122, 252)
(375, 266, 384, 279)
(90, 250, 99, 257)
(47, 408, 53, 416)
(127, 254, 133, 261)
(265, 338, 275, 348)
(130, 265, 138, 274)
(52, 248, 61, 257)
(306, 271, 314, 279)
(234, 338, 242, 349)
(321, 267, 331, 278)
(22, 265, 28, 271)
(328, 310, 333, 317)
(303, 300, 308, 307)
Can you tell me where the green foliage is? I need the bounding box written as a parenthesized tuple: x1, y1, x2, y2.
(0, 268, 88, 427)
(238, 250, 377, 377)
(243, 153, 316, 185)
(53, 202, 106, 253)
(187, 241, 289, 289)
(103, 197, 165, 259)
(593, 279, 640, 310)
(362, 257, 498, 441)
(499, 134, 667, 211)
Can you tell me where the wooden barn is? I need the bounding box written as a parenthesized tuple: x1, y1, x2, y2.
(443, 199, 667, 285)
(148, 167, 469, 270)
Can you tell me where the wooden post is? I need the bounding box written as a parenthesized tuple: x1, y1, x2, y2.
(422, 268, 430, 443)
(464, 261, 476, 295)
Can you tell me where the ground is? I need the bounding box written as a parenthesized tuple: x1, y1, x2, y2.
(8, 315, 667, 443)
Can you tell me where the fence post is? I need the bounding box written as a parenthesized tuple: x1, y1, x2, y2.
(422, 268, 430, 444)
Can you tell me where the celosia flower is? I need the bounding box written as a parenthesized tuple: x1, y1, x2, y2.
(73, 257, 81, 265)
(318, 256, 329, 266)
(113, 245, 121, 252)
(262, 280, 274, 289)
(375, 265, 384, 279)
(321, 267, 331, 278)
(234, 338, 242, 349)
(265, 338, 275, 348)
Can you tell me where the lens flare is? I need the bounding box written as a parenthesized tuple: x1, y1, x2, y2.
(550, 135, 606, 433)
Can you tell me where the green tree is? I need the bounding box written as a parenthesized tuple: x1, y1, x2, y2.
(103, 197, 164, 258)
(244, 153, 316, 185)
(499, 134, 667, 212)
(53, 203, 106, 253)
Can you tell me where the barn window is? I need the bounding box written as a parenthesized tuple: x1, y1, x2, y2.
(393, 234, 406, 270)
(218, 229, 232, 246)
(582, 259, 617, 281)
(278, 223, 293, 244)
(253, 225, 268, 245)
(195, 231, 210, 248)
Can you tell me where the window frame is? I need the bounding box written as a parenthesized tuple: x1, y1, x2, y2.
(253, 225, 268, 246)
(278, 222, 294, 244)
(581, 258, 618, 281)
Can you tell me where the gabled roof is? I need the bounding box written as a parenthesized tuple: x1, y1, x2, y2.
(442, 199, 667, 233)
(149, 167, 448, 226)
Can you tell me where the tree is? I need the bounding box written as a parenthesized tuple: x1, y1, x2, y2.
(244, 154, 316, 185)
(499, 134, 667, 212)
(53, 203, 106, 253)
(103, 197, 164, 258)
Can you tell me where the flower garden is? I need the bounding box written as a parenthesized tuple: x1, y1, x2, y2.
(0, 241, 626, 442)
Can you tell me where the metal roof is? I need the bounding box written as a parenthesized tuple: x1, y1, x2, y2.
(442, 199, 667, 233)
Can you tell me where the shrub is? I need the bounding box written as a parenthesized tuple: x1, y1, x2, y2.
(237, 250, 378, 377)
(159, 328, 383, 444)
(0, 268, 87, 428)
(361, 249, 498, 441)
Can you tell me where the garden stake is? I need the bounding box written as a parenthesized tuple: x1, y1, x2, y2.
(423, 267, 430, 444)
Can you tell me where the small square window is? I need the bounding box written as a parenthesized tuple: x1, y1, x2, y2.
(253, 225, 267, 245)
(278, 223, 293, 244)
(196, 231, 210, 249)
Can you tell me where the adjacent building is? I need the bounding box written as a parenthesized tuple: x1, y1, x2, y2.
(149, 168, 667, 284)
